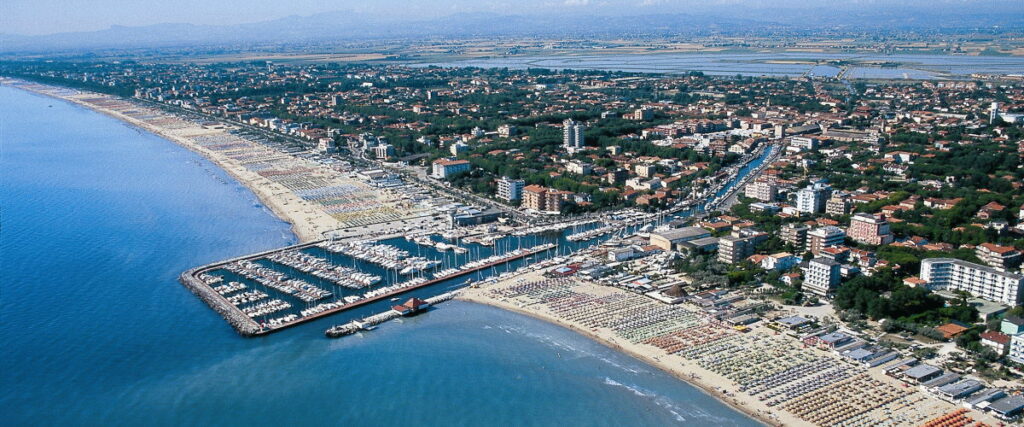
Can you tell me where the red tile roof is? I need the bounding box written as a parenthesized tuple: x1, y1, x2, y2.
(979, 243, 1019, 254)
(936, 323, 969, 339)
(981, 331, 1010, 345)
(433, 159, 470, 166)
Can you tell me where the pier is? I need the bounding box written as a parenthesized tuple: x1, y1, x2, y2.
(324, 290, 461, 338)
(179, 239, 555, 337)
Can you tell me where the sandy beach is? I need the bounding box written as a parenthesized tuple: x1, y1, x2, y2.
(460, 270, 1000, 427)
(459, 275, 795, 427)
(460, 295, 786, 426)
(2, 79, 438, 243)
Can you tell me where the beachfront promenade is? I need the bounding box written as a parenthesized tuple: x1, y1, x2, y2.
(460, 271, 1003, 427)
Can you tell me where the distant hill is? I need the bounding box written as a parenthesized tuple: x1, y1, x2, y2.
(2, 9, 1022, 55)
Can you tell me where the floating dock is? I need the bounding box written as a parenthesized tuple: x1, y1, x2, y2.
(179, 240, 554, 337)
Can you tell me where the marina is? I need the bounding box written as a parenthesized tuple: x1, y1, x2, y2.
(180, 237, 559, 336)
(565, 224, 622, 242)
(266, 250, 380, 289)
(176, 134, 777, 337)
(316, 240, 442, 275)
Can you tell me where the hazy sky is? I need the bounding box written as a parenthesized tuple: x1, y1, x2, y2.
(3, 0, 1021, 36)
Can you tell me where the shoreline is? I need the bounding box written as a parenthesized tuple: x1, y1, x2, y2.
(1, 79, 326, 243)
(457, 293, 784, 427)
(456, 269, 1000, 426)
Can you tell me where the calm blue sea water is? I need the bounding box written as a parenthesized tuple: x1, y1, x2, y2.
(0, 85, 759, 426)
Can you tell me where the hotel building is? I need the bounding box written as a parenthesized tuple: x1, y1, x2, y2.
(920, 258, 1024, 305)
(847, 213, 894, 246)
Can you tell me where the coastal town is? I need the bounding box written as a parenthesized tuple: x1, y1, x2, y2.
(3, 55, 1023, 426)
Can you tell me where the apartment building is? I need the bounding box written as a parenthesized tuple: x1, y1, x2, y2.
(803, 257, 841, 297)
(847, 213, 894, 246)
(826, 196, 851, 216)
(522, 185, 548, 211)
(431, 158, 471, 179)
(744, 180, 778, 202)
(976, 243, 1023, 271)
(796, 183, 831, 214)
(920, 258, 1024, 305)
(563, 119, 585, 151)
(496, 176, 525, 202)
(781, 223, 810, 252)
(718, 230, 768, 264)
(807, 226, 846, 255)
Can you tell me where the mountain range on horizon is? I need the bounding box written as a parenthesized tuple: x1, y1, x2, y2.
(3, 8, 1023, 55)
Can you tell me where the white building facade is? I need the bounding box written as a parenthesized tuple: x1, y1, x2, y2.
(496, 176, 525, 202)
(803, 257, 841, 296)
(563, 119, 586, 151)
(920, 258, 1024, 305)
(796, 183, 831, 214)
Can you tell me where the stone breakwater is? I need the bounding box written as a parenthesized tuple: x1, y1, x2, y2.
(179, 266, 263, 336)
(178, 239, 325, 337)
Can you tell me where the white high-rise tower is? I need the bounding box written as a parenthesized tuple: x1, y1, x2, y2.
(563, 119, 585, 150)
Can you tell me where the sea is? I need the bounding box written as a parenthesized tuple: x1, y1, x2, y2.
(0, 84, 760, 426)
